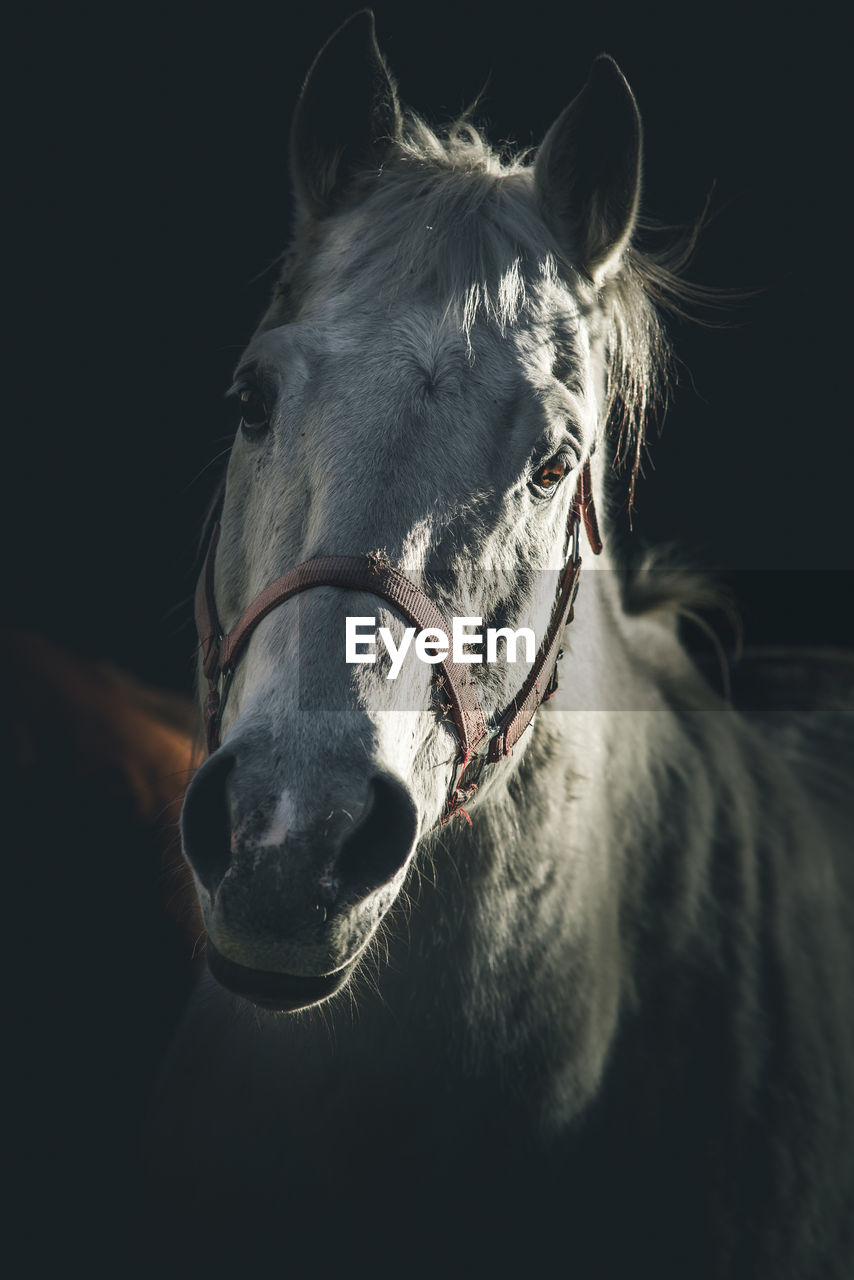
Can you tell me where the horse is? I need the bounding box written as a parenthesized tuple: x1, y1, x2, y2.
(145, 13, 854, 1277)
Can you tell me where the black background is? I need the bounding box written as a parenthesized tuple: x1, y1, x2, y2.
(7, 6, 851, 1266)
(8, 0, 852, 693)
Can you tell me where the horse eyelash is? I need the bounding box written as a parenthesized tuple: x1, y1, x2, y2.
(528, 441, 580, 473)
(227, 366, 279, 404)
(225, 380, 254, 400)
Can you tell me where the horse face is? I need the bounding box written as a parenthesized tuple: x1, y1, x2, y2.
(181, 13, 641, 1009)
(182, 309, 598, 1008)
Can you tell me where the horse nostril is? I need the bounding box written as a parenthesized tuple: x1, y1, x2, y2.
(180, 748, 236, 896)
(335, 774, 418, 898)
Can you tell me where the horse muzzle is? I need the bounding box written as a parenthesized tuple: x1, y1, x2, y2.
(180, 744, 418, 1008)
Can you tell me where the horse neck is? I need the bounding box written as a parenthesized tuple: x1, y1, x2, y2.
(443, 545, 843, 1094)
(347, 559, 695, 1108)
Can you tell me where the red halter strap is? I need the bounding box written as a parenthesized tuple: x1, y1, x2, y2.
(195, 461, 602, 818)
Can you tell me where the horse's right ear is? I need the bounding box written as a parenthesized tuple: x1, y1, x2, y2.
(534, 56, 642, 283)
(291, 10, 401, 220)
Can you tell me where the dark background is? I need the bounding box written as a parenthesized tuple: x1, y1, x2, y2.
(6, 5, 851, 1264)
(7, 0, 852, 694)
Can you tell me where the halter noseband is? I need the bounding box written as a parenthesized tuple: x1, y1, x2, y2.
(195, 461, 602, 823)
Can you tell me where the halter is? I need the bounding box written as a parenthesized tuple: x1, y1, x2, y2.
(195, 461, 603, 823)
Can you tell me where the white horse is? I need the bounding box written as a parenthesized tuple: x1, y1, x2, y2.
(147, 13, 854, 1276)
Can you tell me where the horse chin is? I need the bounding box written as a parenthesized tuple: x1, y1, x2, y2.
(206, 939, 358, 1012)
(198, 864, 408, 1011)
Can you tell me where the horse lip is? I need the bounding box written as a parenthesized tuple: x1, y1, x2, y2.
(206, 939, 355, 1011)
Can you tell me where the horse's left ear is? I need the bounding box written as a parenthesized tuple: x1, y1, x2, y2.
(291, 10, 402, 220)
(534, 56, 642, 283)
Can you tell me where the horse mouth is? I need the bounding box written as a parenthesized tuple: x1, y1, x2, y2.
(206, 940, 355, 1011)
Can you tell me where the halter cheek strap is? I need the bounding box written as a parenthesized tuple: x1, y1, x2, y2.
(195, 461, 602, 821)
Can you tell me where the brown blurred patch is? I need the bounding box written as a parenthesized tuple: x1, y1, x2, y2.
(4, 631, 211, 1253)
(2, 628, 204, 950)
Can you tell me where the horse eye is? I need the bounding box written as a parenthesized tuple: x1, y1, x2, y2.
(531, 455, 569, 494)
(238, 387, 269, 435)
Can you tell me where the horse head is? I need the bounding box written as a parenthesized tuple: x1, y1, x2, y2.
(180, 12, 651, 1010)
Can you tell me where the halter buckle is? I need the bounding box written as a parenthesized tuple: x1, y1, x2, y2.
(205, 655, 234, 752)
